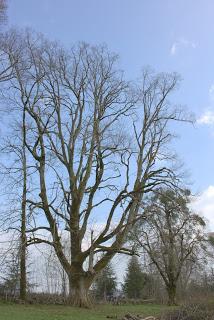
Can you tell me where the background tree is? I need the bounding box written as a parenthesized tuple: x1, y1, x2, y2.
(0, 31, 39, 301)
(0, 94, 33, 301)
(0, 29, 189, 307)
(41, 243, 69, 298)
(123, 256, 146, 299)
(93, 263, 117, 301)
(132, 188, 206, 305)
(0, 0, 7, 27)
(0, 251, 20, 298)
(0, 30, 17, 83)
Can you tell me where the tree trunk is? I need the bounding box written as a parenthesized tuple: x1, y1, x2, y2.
(166, 284, 177, 305)
(20, 229, 27, 300)
(68, 273, 93, 308)
(20, 109, 27, 301)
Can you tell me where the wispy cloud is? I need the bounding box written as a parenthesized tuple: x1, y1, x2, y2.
(170, 37, 197, 56)
(197, 83, 214, 126)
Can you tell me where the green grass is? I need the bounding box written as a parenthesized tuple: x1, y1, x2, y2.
(0, 301, 176, 320)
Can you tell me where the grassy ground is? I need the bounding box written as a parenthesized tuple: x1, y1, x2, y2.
(0, 301, 176, 320)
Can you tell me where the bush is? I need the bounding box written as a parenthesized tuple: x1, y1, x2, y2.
(161, 303, 214, 320)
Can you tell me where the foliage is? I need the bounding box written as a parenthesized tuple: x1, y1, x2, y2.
(93, 263, 117, 300)
(131, 188, 206, 305)
(123, 256, 147, 299)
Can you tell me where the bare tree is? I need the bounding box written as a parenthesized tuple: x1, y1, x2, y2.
(0, 107, 31, 301)
(0, 0, 7, 27)
(0, 29, 22, 89)
(132, 188, 206, 305)
(0, 30, 189, 307)
(0, 32, 34, 300)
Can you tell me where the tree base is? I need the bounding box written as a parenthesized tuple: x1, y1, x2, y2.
(66, 294, 92, 308)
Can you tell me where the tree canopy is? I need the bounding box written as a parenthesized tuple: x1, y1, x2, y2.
(0, 29, 190, 307)
(132, 188, 206, 305)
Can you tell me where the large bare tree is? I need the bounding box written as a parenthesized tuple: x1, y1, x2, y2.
(0, 30, 188, 307)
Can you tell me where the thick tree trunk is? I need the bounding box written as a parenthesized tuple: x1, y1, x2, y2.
(68, 273, 93, 308)
(166, 284, 177, 306)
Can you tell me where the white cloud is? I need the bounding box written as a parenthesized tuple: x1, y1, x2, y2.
(197, 110, 214, 125)
(197, 83, 214, 126)
(191, 186, 214, 231)
(170, 37, 197, 55)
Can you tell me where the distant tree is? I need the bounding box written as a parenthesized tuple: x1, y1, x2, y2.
(0, 92, 29, 302)
(0, 250, 20, 298)
(94, 263, 117, 300)
(132, 188, 206, 305)
(123, 256, 146, 299)
(0, 242, 34, 299)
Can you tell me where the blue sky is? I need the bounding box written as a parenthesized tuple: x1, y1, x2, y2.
(6, 0, 214, 227)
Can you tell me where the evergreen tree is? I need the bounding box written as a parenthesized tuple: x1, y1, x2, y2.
(94, 263, 117, 300)
(123, 256, 146, 299)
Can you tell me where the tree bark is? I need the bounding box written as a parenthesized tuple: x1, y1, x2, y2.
(20, 109, 27, 301)
(20, 229, 26, 301)
(68, 272, 93, 308)
(166, 284, 177, 306)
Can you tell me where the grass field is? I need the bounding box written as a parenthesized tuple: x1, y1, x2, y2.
(0, 301, 176, 320)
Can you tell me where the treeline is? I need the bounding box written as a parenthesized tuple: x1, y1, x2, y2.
(1, 247, 214, 306)
(0, 187, 212, 305)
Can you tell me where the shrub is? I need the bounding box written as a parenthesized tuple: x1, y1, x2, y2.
(161, 303, 214, 320)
